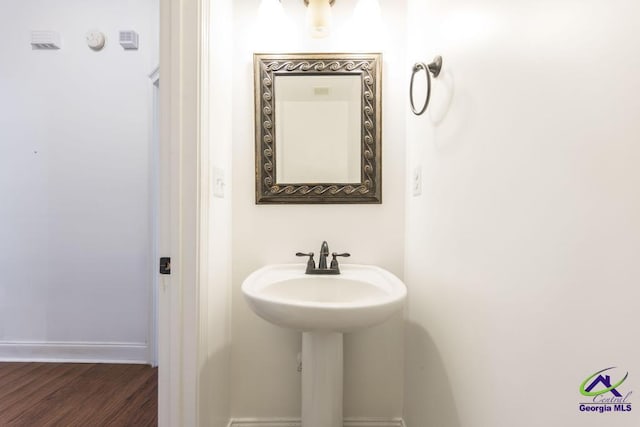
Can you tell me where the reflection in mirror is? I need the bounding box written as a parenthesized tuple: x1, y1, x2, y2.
(254, 53, 382, 204)
(275, 75, 361, 184)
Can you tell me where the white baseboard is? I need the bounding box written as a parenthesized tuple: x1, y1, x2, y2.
(0, 340, 149, 364)
(228, 418, 404, 427)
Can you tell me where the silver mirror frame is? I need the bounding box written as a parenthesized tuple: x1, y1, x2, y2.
(254, 53, 382, 204)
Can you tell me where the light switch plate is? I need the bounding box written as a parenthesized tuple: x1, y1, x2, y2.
(212, 167, 225, 198)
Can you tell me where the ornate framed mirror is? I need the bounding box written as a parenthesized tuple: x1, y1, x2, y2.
(254, 53, 382, 204)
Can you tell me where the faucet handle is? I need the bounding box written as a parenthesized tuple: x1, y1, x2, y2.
(332, 252, 351, 258)
(296, 252, 316, 272)
(296, 252, 314, 258)
(330, 252, 351, 270)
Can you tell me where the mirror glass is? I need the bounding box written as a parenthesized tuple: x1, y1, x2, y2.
(254, 53, 382, 204)
(275, 75, 361, 183)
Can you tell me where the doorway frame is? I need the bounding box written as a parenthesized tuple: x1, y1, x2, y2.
(149, 66, 160, 368)
(158, 0, 211, 425)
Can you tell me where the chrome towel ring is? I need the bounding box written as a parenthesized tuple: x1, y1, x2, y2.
(410, 55, 443, 115)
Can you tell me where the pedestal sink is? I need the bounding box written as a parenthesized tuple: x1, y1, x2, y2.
(242, 264, 406, 427)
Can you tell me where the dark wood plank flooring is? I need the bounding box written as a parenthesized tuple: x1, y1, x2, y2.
(0, 363, 157, 426)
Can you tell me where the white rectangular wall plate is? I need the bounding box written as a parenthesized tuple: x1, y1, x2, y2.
(119, 31, 139, 50)
(412, 166, 422, 196)
(212, 167, 226, 198)
(31, 31, 61, 49)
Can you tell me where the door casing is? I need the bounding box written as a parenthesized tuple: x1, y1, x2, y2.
(158, 0, 211, 425)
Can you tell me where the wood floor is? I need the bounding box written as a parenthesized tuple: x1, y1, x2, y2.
(0, 362, 157, 426)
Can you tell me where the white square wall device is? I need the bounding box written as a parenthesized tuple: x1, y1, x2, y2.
(119, 31, 139, 50)
(31, 31, 61, 49)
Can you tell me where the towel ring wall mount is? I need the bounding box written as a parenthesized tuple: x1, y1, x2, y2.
(410, 55, 443, 115)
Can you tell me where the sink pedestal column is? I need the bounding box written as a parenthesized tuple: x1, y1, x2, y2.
(301, 331, 343, 427)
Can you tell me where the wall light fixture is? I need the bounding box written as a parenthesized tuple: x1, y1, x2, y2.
(304, 0, 335, 38)
(261, 0, 380, 40)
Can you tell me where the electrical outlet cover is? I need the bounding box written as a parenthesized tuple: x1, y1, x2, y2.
(412, 166, 422, 196)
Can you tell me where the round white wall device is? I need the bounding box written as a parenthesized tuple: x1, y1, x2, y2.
(86, 31, 106, 50)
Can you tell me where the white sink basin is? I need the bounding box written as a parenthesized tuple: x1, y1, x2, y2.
(242, 263, 406, 332)
(242, 263, 407, 427)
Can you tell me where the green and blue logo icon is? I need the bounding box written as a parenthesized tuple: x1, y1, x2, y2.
(579, 367, 632, 413)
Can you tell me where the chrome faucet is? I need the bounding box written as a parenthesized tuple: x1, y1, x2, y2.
(296, 241, 350, 274)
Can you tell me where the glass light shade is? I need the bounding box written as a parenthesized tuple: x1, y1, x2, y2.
(306, 0, 332, 38)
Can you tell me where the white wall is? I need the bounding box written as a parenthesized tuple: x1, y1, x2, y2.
(404, 0, 640, 426)
(0, 0, 158, 362)
(231, 0, 406, 419)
